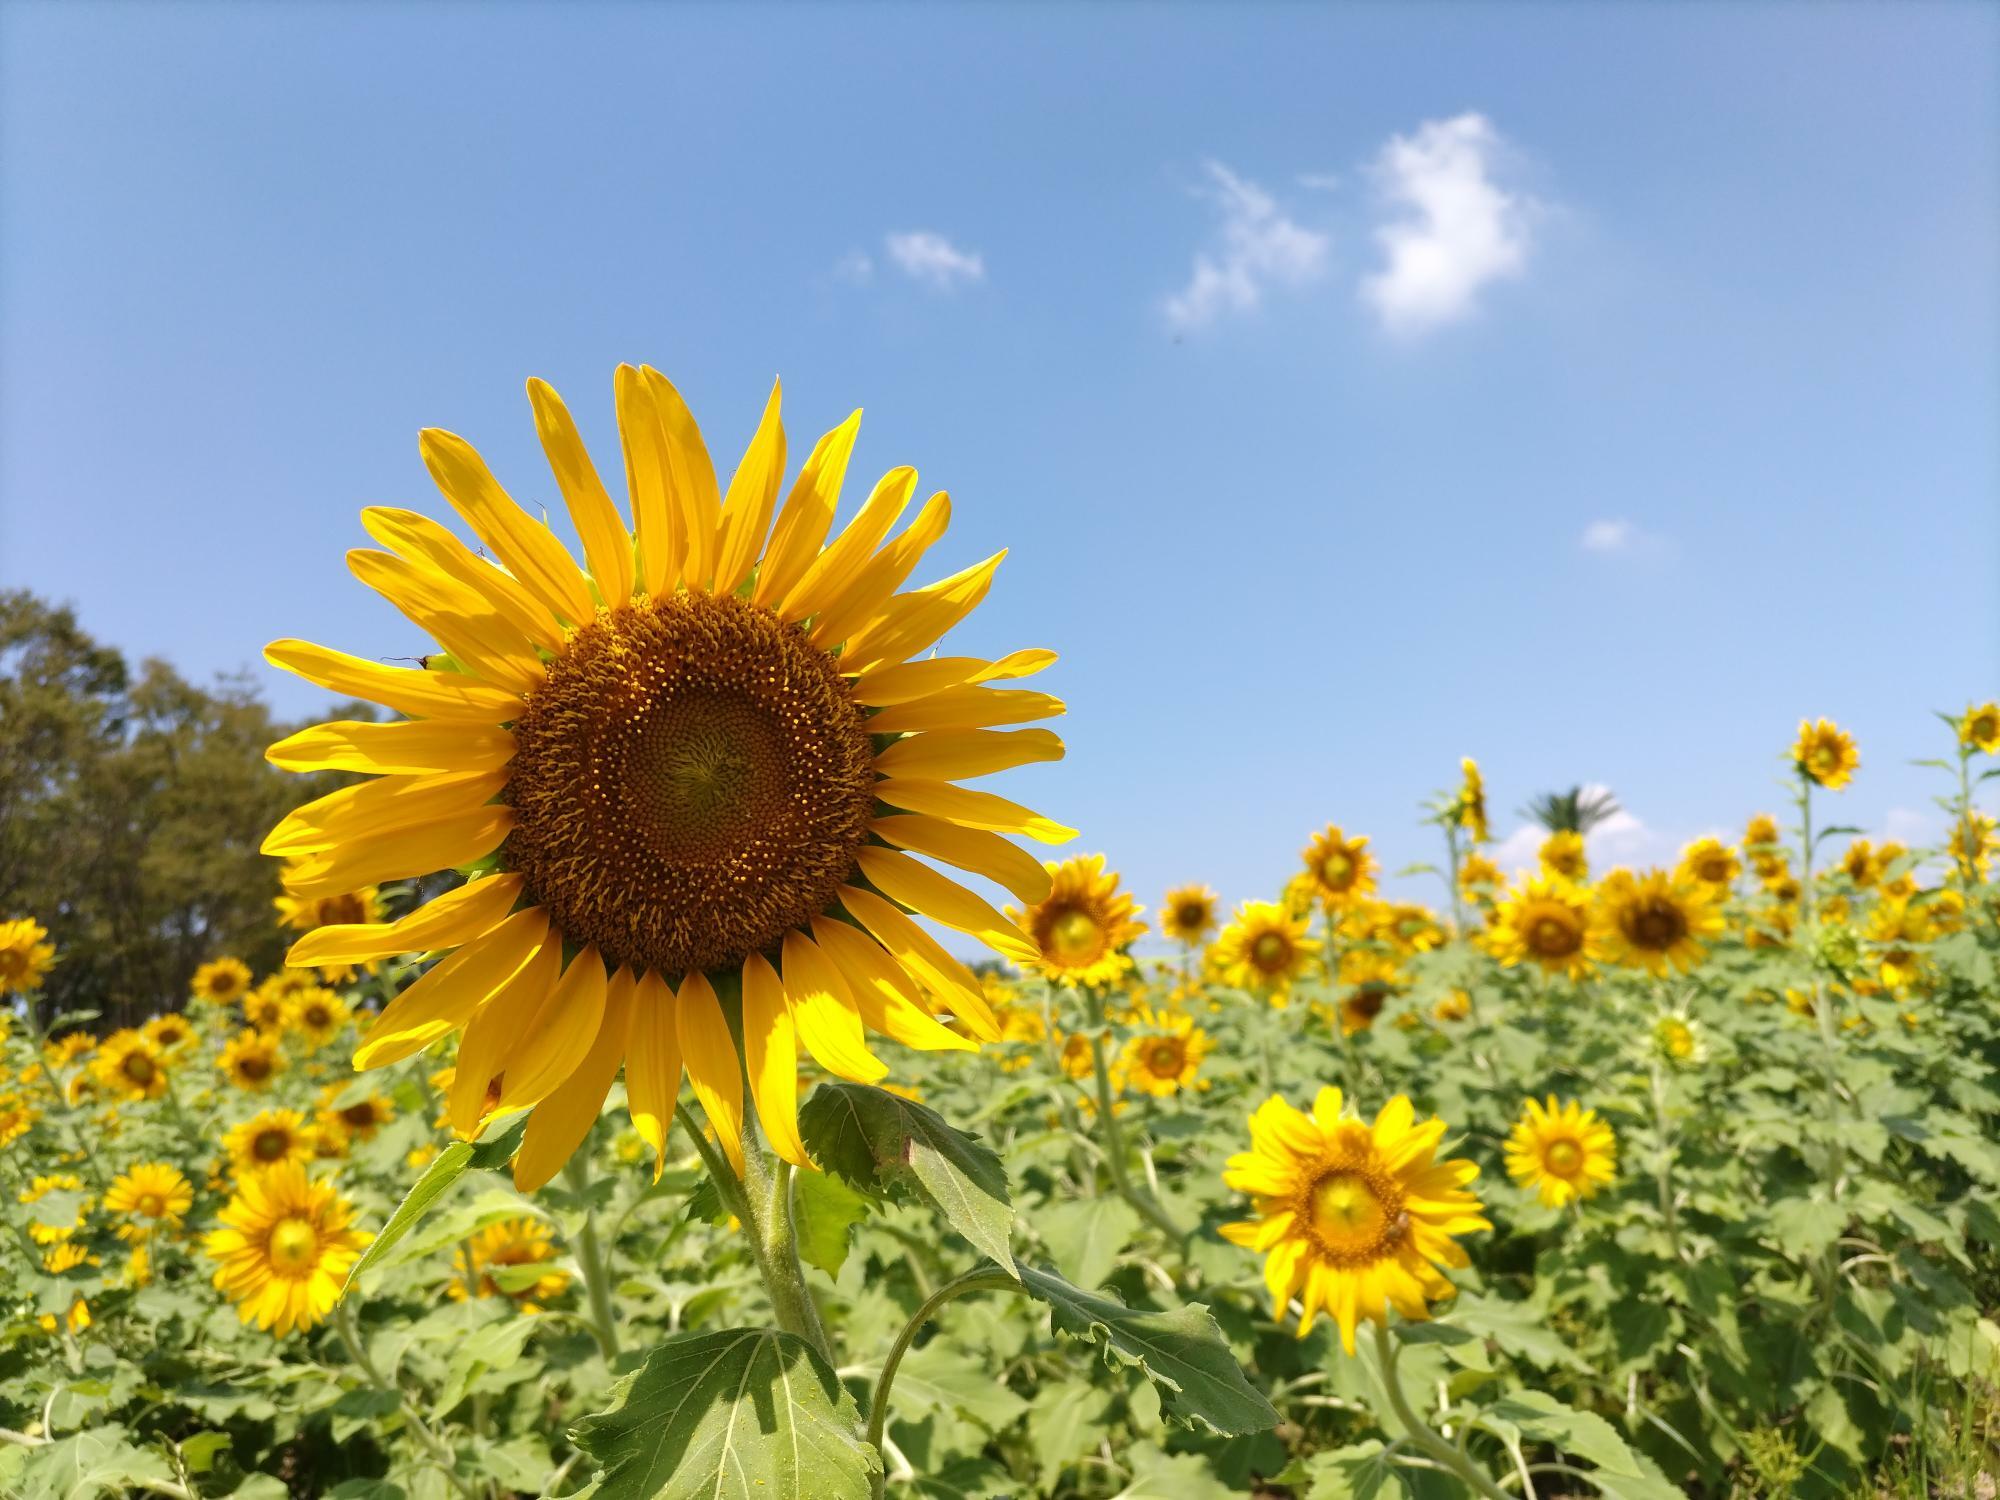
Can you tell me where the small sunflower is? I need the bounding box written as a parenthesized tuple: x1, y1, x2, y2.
(1538, 831, 1588, 882)
(316, 1086, 397, 1147)
(1457, 759, 1490, 844)
(1486, 877, 1596, 980)
(1301, 826, 1377, 907)
(192, 957, 254, 1006)
(275, 876, 385, 984)
(1949, 811, 1996, 883)
(1333, 951, 1405, 1037)
(1743, 813, 1781, 849)
(1114, 1010, 1212, 1097)
(104, 1162, 194, 1241)
(1158, 884, 1220, 947)
(1457, 854, 1503, 906)
(1595, 870, 1722, 976)
(1009, 855, 1146, 988)
(224, 1108, 318, 1176)
(1677, 837, 1740, 890)
(1221, 1089, 1490, 1351)
(1431, 990, 1472, 1023)
(204, 1161, 370, 1337)
(44, 1242, 99, 1274)
(0, 1090, 39, 1148)
(1504, 1096, 1617, 1208)
(1874, 841, 1916, 899)
(1055, 1030, 1097, 1081)
(450, 1217, 571, 1312)
(286, 988, 352, 1050)
(1792, 719, 1859, 790)
(219, 1030, 287, 1093)
(1959, 701, 2000, 755)
(0, 917, 56, 997)
(1211, 902, 1320, 1002)
(92, 1030, 171, 1102)
(142, 1013, 197, 1054)
(1651, 1014, 1706, 1068)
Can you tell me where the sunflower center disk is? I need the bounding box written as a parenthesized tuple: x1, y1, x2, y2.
(1307, 1170, 1396, 1256)
(1048, 909, 1104, 962)
(137, 1193, 164, 1218)
(506, 593, 877, 977)
(1632, 906, 1684, 948)
(1531, 917, 1576, 956)
(1148, 1043, 1182, 1075)
(1252, 933, 1288, 969)
(1543, 1139, 1583, 1175)
(266, 1218, 321, 1277)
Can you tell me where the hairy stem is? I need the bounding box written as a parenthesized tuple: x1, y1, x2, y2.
(561, 1156, 621, 1362)
(866, 1270, 1021, 1500)
(1370, 1320, 1520, 1500)
(1084, 1003, 1188, 1246)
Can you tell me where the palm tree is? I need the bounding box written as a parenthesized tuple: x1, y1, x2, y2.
(1521, 785, 1620, 836)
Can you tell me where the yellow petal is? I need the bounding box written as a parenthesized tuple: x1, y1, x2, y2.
(851, 648, 1058, 706)
(741, 953, 808, 1167)
(840, 550, 1005, 672)
(451, 939, 564, 1134)
(779, 933, 888, 1082)
(852, 848, 1037, 965)
(836, 885, 1001, 1042)
(868, 814, 1054, 904)
(865, 687, 1063, 736)
(780, 466, 916, 624)
(641, 368, 721, 592)
(263, 639, 522, 721)
(675, 971, 744, 1176)
(625, 971, 685, 1181)
(277, 806, 513, 899)
(419, 428, 596, 625)
(516, 966, 636, 1192)
(352, 908, 548, 1070)
(871, 728, 1064, 782)
(754, 411, 860, 610)
(501, 949, 608, 1112)
(346, 548, 546, 696)
(711, 378, 785, 596)
(528, 377, 635, 606)
(263, 768, 508, 857)
(808, 490, 951, 649)
(809, 917, 977, 1053)
(616, 364, 683, 597)
(286, 873, 522, 968)
(872, 779, 1076, 845)
(360, 506, 566, 653)
(266, 719, 514, 777)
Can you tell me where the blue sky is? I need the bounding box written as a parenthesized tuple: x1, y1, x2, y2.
(3, 1, 1996, 931)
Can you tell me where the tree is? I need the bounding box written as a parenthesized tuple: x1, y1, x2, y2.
(1520, 785, 1620, 837)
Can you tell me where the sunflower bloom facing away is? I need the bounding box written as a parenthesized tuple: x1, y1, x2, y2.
(1301, 826, 1377, 907)
(0, 917, 56, 997)
(1595, 869, 1723, 976)
(1487, 877, 1596, 980)
(1505, 1097, 1618, 1208)
(1221, 1089, 1490, 1353)
(105, 1163, 194, 1242)
(265, 369, 1072, 1190)
(1009, 855, 1145, 987)
(1211, 901, 1320, 1003)
(1159, 884, 1220, 947)
(450, 1217, 572, 1311)
(1457, 759, 1490, 844)
(1793, 719, 1859, 790)
(205, 1161, 371, 1337)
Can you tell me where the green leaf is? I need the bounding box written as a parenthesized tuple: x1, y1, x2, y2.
(1037, 1195, 1141, 1292)
(798, 1082, 1015, 1274)
(1015, 1262, 1278, 1436)
(1483, 1391, 1679, 1497)
(1112, 1444, 1234, 1500)
(1765, 1196, 1848, 1260)
(341, 1141, 474, 1293)
(571, 1328, 879, 1500)
(1287, 1440, 1398, 1499)
(792, 1166, 870, 1277)
(18, 1428, 180, 1499)
(467, 1114, 530, 1170)
(1448, 1293, 1591, 1373)
(885, 1344, 1029, 1432)
(1025, 1379, 1108, 1492)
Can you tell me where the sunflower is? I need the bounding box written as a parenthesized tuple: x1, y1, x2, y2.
(1793, 719, 1858, 790)
(316, 1085, 397, 1147)
(1009, 855, 1145, 988)
(141, 1013, 197, 1054)
(1504, 1097, 1617, 1208)
(1538, 831, 1588, 882)
(1457, 759, 1489, 844)
(1950, 811, 1996, 883)
(1115, 1010, 1212, 1098)
(20, 1174, 93, 1245)
(1960, 701, 2000, 755)
(1743, 813, 1781, 850)
(1211, 902, 1320, 1002)
(1874, 841, 1916, 899)
(449, 1217, 572, 1311)
(1302, 826, 1377, 907)
(1054, 1030, 1097, 1081)
(204, 1161, 370, 1337)
(1158, 884, 1220, 947)
(86, 1029, 168, 1102)
(0, 917, 56, 997)
(223, 1108, 318, 1176)
(241, 984, 291, 1034)
(191, 957, 254, 1006)
(1431, 990, 1472, 1023)
(1595, 870, 1722, 976)
(1486, 877, 1595, 979)
(104, 1162, 194, 1241)
(219, 1030, 286, 1093)
(1334, 952, 1405, 1037)
(44, 1242, 99, 1274)
(1677, 837, 1740, 890)
(1651, 1014, 1706, 1067)
(264, 369, 1071, 1190)
(0, 1090, 38, 1149)
(286, 988, 352, 1050)
(276, 875, 386, 983)
(1221, 1089, 1489, 1351)
(1457, 854, 1503, 906)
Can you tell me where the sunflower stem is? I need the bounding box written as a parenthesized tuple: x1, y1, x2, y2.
(1648, 1058, 1683, 1263)
(1369, 1320, 1521, 1500)
(736, 1127, 836, 1367)
(865, 1269, 1021, 1500)
(1083, 1001, 1188, 1247)
(561, 1156, 621, 1362)
(332, 1299, 476, 1500)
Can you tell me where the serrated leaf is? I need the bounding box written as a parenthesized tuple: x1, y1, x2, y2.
(571, 1328, 879, 1500)
(798, 1082, 1015, 1274)
(1290, 1440, 1398, 1499)
(1014, 1263, 1277, 1436)
(1112, 1443, 1234, 1500)
(1765, 1196, 1848, 1260)
(1483, 1391, 1675, 1495)
(342, 1141, 473, 1293)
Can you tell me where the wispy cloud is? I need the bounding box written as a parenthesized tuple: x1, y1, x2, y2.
(831, 249, 874, 285)
(884, 231, 986, 290)
(1164, 161, 1331, 331)
(1579, 518, 1670, 558)
(1361, 113, 1534, 336)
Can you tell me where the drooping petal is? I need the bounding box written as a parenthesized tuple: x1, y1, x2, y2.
(872, 779, 1076, 845)
(779, 932, 888, 1082)
(352, 908, 548, 1069)
(450, 939, 564, 1135)
(276, 806, 513, 899)
(852, 848, 1037, 964)
(500, 949, 608, 1112)
(515, 966, 636, 1192)
(741, 953, 808, 1167)
(868, 814, 1054, 904)
(712, 378, 786, 596)
(263, 639, 522, 721)
(528, 377, 636, 606)
(836, 885, 1001, 1042)
(624, 971, 684, 1181)
(286, 873, 522, 968)
(754, 411, 860, 610)
(419, 428, 597, 625)
(266, 719, 514, 777)
(810, 917, 977, 1053)
(675, 971, 744, 1175)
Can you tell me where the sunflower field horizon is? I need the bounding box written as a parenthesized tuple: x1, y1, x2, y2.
(2, 5, 1997, 1500)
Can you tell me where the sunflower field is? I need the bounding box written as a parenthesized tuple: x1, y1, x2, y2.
(2, 374, 1997, 1500)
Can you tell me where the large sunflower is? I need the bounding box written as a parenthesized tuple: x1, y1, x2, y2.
(1594, 869, 1722, 976)
(1792, 718, 1858, 790)
(92, 1029, 171, 1102)
(1221, 1089, 1489, 1351)
(1504, 1096, 1617, 1208)
(1301, 826, 1377, 907)
(1486, 877, 1596, 980)
(267, 369, 1069, 1190)
(1009, 855, 1145, 987)
(204, 1161, 370, 1337)
(1211, 902, 1319, 1003)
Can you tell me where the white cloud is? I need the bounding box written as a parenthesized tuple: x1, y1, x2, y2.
(1361, 113, 1534, 335)
(832, 249, 874, 284)
(1491, 786, 1682, 877)
(884, 231, 985, 290)
(1579, 518, 1672, 559)
(1164, 161, 1331, 330)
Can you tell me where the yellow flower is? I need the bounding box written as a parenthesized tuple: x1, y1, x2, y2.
(264, 369, 1069, 1191)
(1839, 839, 1878, 888)
(92, 1029, 171, 1101)
(1431, 989, 1472, 1023)
(1505, 1097, 1617, 1208)
(192, 957, 254, 1006)
(1333, 951, 1405, 1037)
(45, 1034, 93, 1072)
(275, 876, 386, 983)
(1538, 831, 1588, 882)
(142, 1013, 198, 1054)
(1652, 1015, 1705, 1067)
(39, 1298, 92, 1335)
(1744, 813, 1781, 849)
(1959, 701, 2000, 755)
(1115, 1010, 1211, 1097)
(1457, 759, 1489, 843)
(241, 979, 294, 1033)
(1221, 1089, 1489, 1352)
(1874, 841, 1915, 899)
(449, 1217, 571, 1312)
(204, 1161, 370, 1337)
(286, 987, 352, 1050)
(104, 1162, 194, 1241)
(44, 1241, 99, 1274)
(1301, 826, 1377, 907)
(20, 1173, 93, 1244)
(1009, 855, 1146, 988)
(1594, 869, 1722, 976)
(1457, 855, 1503, 905)
(1487, 877, 1596, 980)
(224, 1108, 318, 1176)
(219, 1030, 286, 1092)
(0, 917, 56, 996)
(1158, 884, 1220, 946)
(1211, 902, 1320, 1002)
(1793, 719, 1859, 790)
(316, 1086, 397, 1148)
(1055, 1031, 1096, 1081)
(1677, 837, 1740, 890)
(1949, 811, 1995, 883)
(0, 1089, 39, 1148)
